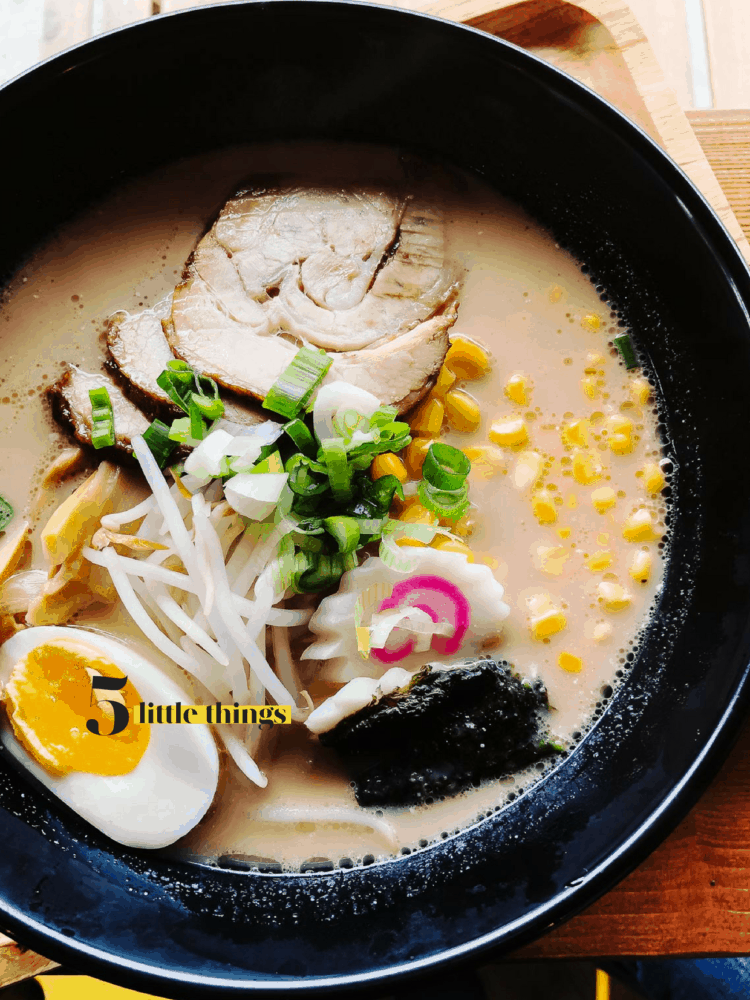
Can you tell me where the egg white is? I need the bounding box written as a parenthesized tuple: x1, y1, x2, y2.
(0, 626, 220, 849)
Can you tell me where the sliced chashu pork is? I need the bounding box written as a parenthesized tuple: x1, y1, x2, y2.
(106, 293, 270, 429)
(51, 365, 150, 453)
(166, 183, 460, 411)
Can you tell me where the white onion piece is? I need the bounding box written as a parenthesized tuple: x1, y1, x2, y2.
(313, 381, 380, 443)
(0, 570, 46, 615)
(100, 496, 154, 531)
(183, 429, 235, 479)
(224, 474, 288, 521)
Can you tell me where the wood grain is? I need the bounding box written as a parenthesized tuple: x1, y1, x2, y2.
(628, 0, 694, 109)
(97, 0, 151, 32)
(703, 0, 750, 110)
(688, 110, 750, 242)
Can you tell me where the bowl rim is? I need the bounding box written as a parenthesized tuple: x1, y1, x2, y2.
(3, 1, 750, 994)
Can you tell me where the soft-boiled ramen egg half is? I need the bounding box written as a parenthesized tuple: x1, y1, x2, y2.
(0, 626, 219, 849)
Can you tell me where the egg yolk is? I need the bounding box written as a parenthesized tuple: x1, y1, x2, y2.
(2, 639, 150, 777)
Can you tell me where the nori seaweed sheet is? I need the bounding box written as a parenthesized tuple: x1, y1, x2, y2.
(319, 658, 559, 807)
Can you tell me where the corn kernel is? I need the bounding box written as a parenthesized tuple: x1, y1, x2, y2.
(582, 313, 601, 331)
(557, 526, 572, 539)
(622, 507, 660, 542)
(452, 514, 477, 538)
(572, 449, 603, 485)
(404, 438, 434, 479)
(504, 373, 529, 406)
(605, 414, 634, 455)
(464, 445, 505, 480)
(558, 652, 583, 673)
(433, 365, 457, 398)
(399, 501, 438, 526)
(590, 621, 613, 642)
(431, 537, 474, 562)
(512, 450, 543, 490)
(640, 462, 666, 494)
(581, 375, 599, 400)
(410, 396, 444, 436)
(630, 377, 652, 407)
(535, 545, 568, 576)
(532, 492, 558, 525)
(396, 537, 427, 548)
(371, 452, 408, 484)
(587, 550, 613, 572)
(561, 419, 589, 448)
(489, 416, 528, 448)
(444, 336, 491, 380)
(531, 609, 567, 640)
(598, 581, 633, 611)
(444, 388, 481, 433)
(629, 549, 652, 583)
(591, 486, 617, 512)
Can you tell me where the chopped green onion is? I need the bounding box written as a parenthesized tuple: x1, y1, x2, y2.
(324, 516, 361, 554)
(364, 474, 404, 515)
(613, 333, 638, 369)
(252, 451, 284, 475)
(191, 392, 224, 421)
(188, 398, 206, 442)
(284, 418, 316, 457)
(296, 553, 345, 593)
(291, 531, 325, 553)
(142, 419, 177, 469)
(168, 416, 202, 447)
(418, 479, 470, 521)
(0, 496, 13, 532)
(321, 438, 352, 502)
(423, 443, 471, 491)
(263, 347, 332, 420)
(88, 386, 115, 450)
(286, 454, 329, 496)
(156, 361, 224, 420)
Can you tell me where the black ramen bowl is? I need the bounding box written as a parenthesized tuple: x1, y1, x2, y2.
(2, 1, 750, 996)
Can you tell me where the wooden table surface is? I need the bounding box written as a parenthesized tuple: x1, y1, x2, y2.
(2, 0, 750, 970)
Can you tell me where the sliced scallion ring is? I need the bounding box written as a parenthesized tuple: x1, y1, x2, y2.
(142, 419, 176, 469)
(321, 437, 352, 503)
(263, 346, 332, 420)
(283, 418, 316, 457)
(422, 442, 471, 491)
(88, 386, 115, 450)
(0, 496, 13, 531)
(323, 515, 361, 554)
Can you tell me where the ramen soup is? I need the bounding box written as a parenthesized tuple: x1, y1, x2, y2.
(0, 145, 668, 868)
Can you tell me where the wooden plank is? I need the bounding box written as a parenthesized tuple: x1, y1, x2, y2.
(688, 110, 750, 240)
(703, 0, 750, 110)
(516, 714, 750, 957)
(627, 0, 694, 109)
(40, 0, 94, 61)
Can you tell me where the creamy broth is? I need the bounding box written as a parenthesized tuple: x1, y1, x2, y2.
(0, 144, 668, 868)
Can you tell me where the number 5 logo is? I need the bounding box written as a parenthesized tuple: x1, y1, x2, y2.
(86, 675, 130, 736)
